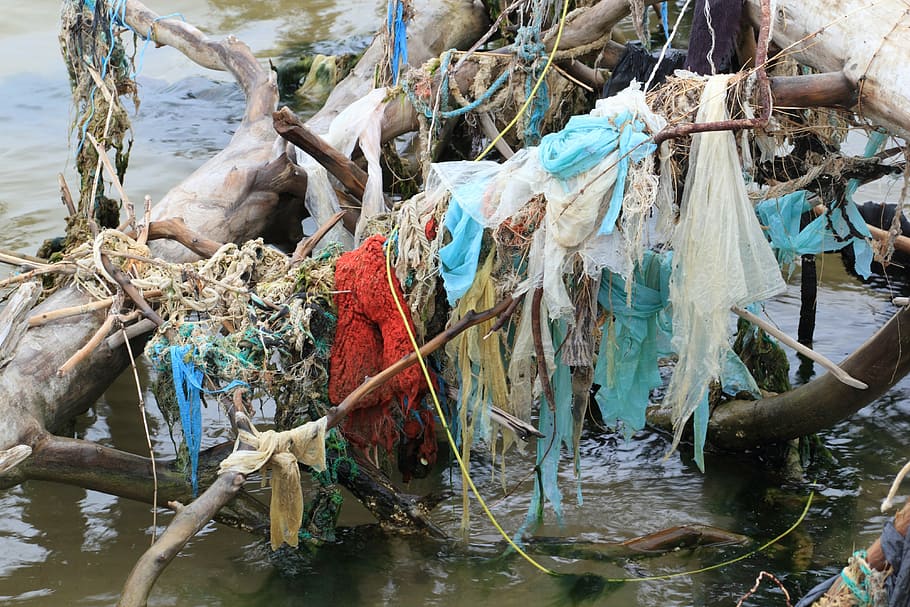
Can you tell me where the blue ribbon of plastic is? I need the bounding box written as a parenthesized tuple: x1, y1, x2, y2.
(170, 344, 246, 495)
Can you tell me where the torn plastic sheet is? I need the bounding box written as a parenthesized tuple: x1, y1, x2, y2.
(664, 74, 786, 464)
(295, 88, 389, 249)
(431, 87, 667, 314)
(594, 250, 673, 436)
(756, 190, 873, 278)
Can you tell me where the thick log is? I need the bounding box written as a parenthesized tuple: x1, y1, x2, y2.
(120, 0, 308, 263)
(0, 299, 132, 449)
(746, 0, 910, 140)
(647, 304, 910, 450)
(769, 72, 857, 109)
(305, 0, 490, 135)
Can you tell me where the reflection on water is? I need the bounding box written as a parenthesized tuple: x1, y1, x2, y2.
(2, 1, 910, 605)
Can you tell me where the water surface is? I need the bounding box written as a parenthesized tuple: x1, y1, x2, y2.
(0, 2, 908, 605)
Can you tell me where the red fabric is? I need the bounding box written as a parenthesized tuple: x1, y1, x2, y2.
(328, 235, 437, 463)
(424, 216, 438, 241)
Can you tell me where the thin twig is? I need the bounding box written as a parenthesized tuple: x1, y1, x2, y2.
(652, 0, 772, 146)
(99, 253, 164, 327)
(484, 292, 524, 337)
(58, 173, 76, 217)
(28, 291, 162, 328)
(29, 298, 113, 327)
(290, 211, 346, 264)
(0, 265, 75, 289)
(0, 250, 53, 269)
(137, 196, 153, 246)
(735, 571, 792, 607)
(121, 322, 159, 542)
(58, 313, 117, 376)
(532, 287, 556, 411)
(86, 132, 134, 211)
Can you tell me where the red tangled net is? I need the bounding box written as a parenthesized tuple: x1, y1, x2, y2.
(328, 235, 438, 479)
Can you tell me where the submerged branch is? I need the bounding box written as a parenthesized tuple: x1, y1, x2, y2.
(675, 305, 910, 450)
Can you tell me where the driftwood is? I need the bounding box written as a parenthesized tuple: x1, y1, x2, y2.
(3, 0, 910, 603)
(528, 524, 749, 561)
(648, 304, 910, 450)
(746, 0, 910, 141)
(0, 5, 491, 597)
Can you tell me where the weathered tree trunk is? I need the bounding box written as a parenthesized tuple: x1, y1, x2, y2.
(0, 0, 490, 543)
(746, 0, 910, 141)
(647, 304, 910, 449)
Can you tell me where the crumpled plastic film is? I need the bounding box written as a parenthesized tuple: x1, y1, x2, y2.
(296, 87, 389, 248)
(665, 74, 786, 462)
(539, 110, 655, 237)
(431, 87, 667, 315)
(756, 190, 873, 278)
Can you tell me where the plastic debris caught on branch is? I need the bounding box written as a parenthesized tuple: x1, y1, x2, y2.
(664, 75, 786, 466)
(756, 190, 874, 278)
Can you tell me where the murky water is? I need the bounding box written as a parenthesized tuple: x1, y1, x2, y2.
(1, 2, 909, 605)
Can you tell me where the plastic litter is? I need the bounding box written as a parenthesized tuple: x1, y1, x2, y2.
(295, 88, 389, 248)
(756, 190, 873, 278)
(664, 75, 785, 462)
(594, 250, 673, 435)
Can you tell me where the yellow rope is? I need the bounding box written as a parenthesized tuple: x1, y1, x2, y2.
(605, 488, 814, 583)
(383, 232, 556, 575)
(473, 0, 571, 161)
(383, 230, 815, 581)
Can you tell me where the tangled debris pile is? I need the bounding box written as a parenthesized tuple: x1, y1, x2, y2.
(4, 0, 910, 603)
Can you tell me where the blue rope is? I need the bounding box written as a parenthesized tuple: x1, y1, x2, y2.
(401, 51, 511, 121)
(659, 2, 670, 39)
(387, 0, 409, 85)
(513, 24, 548, 145)
(171, 344, 203, 495)
(169, 344, 247, 496)
(839, 550, 874, 606)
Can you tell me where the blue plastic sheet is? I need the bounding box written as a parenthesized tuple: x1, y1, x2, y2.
(524, 323, 576, 528)
(538, 111, 655, 235)
(756, 190, 873, 278)
(592, 250, 762, 470)
(170, 344, 204, 496)
(437, 168, 497, 304)
(594, 250, 673, 435)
